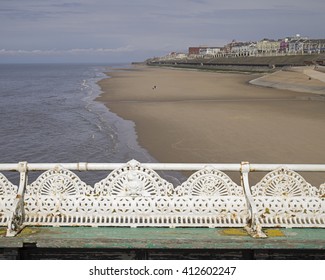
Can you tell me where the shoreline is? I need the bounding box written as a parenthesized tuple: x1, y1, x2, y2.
(96, 65, 325, 185)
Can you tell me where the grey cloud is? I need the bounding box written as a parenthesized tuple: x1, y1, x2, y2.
(0, 46, 134, 56)
(50, 2, 83, 8)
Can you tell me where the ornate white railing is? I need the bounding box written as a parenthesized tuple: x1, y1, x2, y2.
(0, 160, 324, 238)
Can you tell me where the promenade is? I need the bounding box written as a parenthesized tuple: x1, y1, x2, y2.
(249, 66, 325, 95)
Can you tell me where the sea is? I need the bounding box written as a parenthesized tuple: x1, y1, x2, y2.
(0, 63, 170, 184)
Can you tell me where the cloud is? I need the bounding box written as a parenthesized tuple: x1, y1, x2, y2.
(1, 0, 324, 62)
(0, 46, 135, 56)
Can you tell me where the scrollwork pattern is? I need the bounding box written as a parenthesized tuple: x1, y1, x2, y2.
(26, 166, 92, 196)
(251, 167, 318, 197)
(0, 173, 17, 196)
(176, 167, 243, 196)
(252, 168, 324, 226)
(0, 173, 17, 225)
(24, 166, 93, 218)
(94, 160, 174, 197)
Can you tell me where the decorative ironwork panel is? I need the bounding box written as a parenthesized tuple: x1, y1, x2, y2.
(24, 196, 248, 227)
(173, 167, 248, 225)
(320, 183, 325, 198)
(251, 167, 318, 196)
(22, 163, 249, 227)
(251, 167, 325, 227)
(0, 173, 17, 225)
(94, 160, 174, 197)
(24, 166, 93, 224)
(176, 166, 243, 196)
(26, 165, 93, 196)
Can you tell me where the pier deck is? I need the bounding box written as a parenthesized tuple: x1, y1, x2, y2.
(1, 226, 324, 259)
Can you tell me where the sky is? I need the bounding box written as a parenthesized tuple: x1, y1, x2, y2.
(0, 0, 324, 63)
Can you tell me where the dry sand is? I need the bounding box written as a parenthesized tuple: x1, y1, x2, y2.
(97, 66, 325, 184)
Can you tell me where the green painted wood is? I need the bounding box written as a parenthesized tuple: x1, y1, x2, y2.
(1, 226, 324, 250)
(0, 227, 23, 248)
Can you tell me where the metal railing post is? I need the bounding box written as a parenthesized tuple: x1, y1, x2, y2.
(6, 162, 28, 236)
(241, 162, 267, 238)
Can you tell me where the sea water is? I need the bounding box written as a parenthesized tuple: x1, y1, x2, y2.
(0, 63, 161, 184)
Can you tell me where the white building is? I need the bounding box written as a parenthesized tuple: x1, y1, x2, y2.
(199, 47, 222, 56)
(287, 34, 309, 54)
(231, 42, 257, 56)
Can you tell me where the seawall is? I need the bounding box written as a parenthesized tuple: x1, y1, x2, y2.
(146, 54, 325, 73)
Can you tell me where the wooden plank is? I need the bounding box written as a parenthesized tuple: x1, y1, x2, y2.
(0, 227, 23, 248)
(1, 227, 324, 250)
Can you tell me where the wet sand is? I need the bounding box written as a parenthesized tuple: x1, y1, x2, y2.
(97, 66, 325, 184)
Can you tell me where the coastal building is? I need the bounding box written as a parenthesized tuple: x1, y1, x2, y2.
(199, 47, 221, 56)
(287, 34, 309, 54)
(279, 38, 290, 53)
(174, 52, 187, 59)
(165, 34, 325, 61)
(155, 52, 187, 61)
(256, 39, 281, 55)
(188, 47, 200, 55)
(230, 42, 257, 57)
(223, 40, 238, 56)
(189, 46, 222, 57)
(303, 39, 325, 54)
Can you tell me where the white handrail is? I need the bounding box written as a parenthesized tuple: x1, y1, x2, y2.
(1, 162, 325, 172)
(249, 163, 325, 172)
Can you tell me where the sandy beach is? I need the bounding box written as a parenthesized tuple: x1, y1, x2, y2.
(97, 66, 325, 184)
